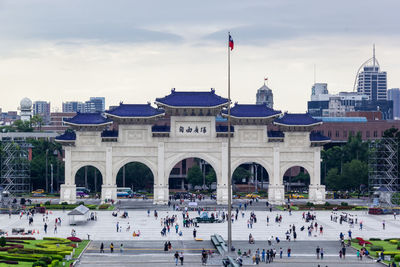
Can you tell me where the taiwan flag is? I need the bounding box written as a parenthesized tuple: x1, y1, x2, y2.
(229, 34, 234, 50)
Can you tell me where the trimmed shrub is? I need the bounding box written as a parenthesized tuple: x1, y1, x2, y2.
(0, 260, 18, 264)
(44, 201, 51, 205)
(370, 245, 384, 251)
(340, 202, 348, 206)
(32, 260, 47, 267)
(395, 255, 400, 261)
(6, 237, 35, 240)
(389, 239, 398, 244)
(50, 259, 59, 267)
(38, 257, 52, 264)
(324, 202, 331, 206)
(397, 241, 400, 249)
(67, 237, 82, 242)
(384, 238, 399, 241)
(370, 238, 381, 241)
(78, 201, 85, 205)
(98, 204, 110, 209)
(306, 202, 314, 207)
(61, 202, 68, 205)
(0, 237, 6, 247)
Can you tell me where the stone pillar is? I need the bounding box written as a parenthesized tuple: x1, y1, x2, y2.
(268, 146, 284, 204)
(217, 142, 229, 205)
(60, 146, 76, 204)
(309, 149, 326, 204)
(101, 147, 116, 203)
(154, 142, 168, 204)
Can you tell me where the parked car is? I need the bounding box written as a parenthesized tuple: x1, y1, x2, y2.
(32, 189, 45, 194)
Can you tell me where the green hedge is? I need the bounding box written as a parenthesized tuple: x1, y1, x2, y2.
(395, 255, 400, 262)
(389, 239, 398, 244)
(49, 259, 59, 267)
(369, 238, 381, 241)
(43, 204, 97, 210)
(370, 245, 383, 251)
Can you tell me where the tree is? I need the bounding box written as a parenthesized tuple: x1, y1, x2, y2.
(205, 169, 216, 187)
(325, 168, 341, 190)
(232, 167, 252, 183)
(116, 162, 154, 191)
(13, 120, 33, 132)
(31, 114, 44, 131)
(186, 164, 203, 187)
(0, 236, 6, 247)
(341, 159, 368, 190)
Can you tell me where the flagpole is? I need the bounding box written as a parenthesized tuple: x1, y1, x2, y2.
(227, 31, 233, 252)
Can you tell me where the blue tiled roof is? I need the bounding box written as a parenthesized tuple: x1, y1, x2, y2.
(155, 89, 229, 107)
(215, 125, 235, 132)
(222, 103, 281, 118)
(152, 125, 171, 132)
(64, 112, 112, 126)
(310, 132, 330, 142)
(101, 130, 118, 137)
(55, 130, 76, 141)
(268, 130, 284, 138)
(274, 113, 321, 126)
(106, 103, 165, 118)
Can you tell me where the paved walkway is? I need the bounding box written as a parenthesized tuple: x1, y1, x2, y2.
(77, 241, 382, 266)
(1, 209, 398, 241)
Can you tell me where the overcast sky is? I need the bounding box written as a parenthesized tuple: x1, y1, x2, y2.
(1, 0, 400, 112)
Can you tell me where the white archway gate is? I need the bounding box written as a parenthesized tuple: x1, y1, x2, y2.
(58, 90, 328, 205)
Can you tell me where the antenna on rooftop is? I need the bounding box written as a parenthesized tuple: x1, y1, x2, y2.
(314, 64, 316, 84)
(373, 44, 376, 67)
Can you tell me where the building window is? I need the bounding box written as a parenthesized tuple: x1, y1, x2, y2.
(335, 130, 339, 137)
(343, 131, 347, 138)
(358, 131, 362, 138)
(373, 131, 378, 137)
(328, 131, 332, 137)
(366, 131, 370, 138)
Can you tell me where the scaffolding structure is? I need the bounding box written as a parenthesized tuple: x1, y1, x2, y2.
(369, 137, 400, 206)
(0, 139, 31, 194)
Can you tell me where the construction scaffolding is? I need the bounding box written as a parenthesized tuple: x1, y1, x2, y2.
(0, 139, 31, 194)
(369, 137, 400, 206)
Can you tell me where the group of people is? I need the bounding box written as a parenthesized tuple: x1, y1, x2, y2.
(100, 242, 124, 253)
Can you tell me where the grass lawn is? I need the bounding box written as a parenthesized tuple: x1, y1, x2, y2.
(352, 239, 399, 265)
(0, 239, 90, 267)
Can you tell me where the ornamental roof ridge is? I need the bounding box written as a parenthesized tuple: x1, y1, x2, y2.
(222, 103, 281, 118)
(105, 103, 165, 118)
(64, 112, 112, 126)
(274, 113, 322, 126)
(155, 89, 228, 108)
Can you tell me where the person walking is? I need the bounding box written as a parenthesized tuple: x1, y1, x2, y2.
(116, 222, 119, 232)
(110, 243, 114, 253)
(54, 224, 57, 234)
(342, 246, 346, 259)
(193, 228, 197, 238)
(383, 220, 386, 230)
(287, 247, 291, 258)
(44, 223, 48, 234)
(174, 251, 179, 266)
(179, 251, 184, 265)
(100, 243, 104, 253)
(279, 248, 283, 259)
(320, 247, 324, 259)
(120, 243, 124, 253)
(316, 246, 320, 259)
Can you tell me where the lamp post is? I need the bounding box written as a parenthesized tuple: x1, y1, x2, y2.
(45, 149, 48, 193)
(50, 163, 54, 194)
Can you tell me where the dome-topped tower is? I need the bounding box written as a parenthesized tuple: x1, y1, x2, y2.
(256, 80, 274, 108)
(20, 97, 32, 121)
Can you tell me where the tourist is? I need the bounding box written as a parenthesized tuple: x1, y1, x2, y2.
(179, 251, 184, 265)
(110, 243, 114, 253)
(316, 246, 320, 259)
(279, 247, 283, 258)
(261, 249, 265, 262)
(201, 248, 207, 265)
(44, 223, 48, 234)
(287, 247, 291, 257)
(193, 228, 197, 238)
(100, 243, 104, 253)
(120, 243, 124, 253)
(174, 251, 179, 265)
(320, 247, 324, 259)
(383, 220, 386, 230)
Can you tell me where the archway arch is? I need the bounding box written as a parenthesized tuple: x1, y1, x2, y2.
(232, 160, 270, 195)
(115, 162, 154, 193)
(113, 158, 157, 186)
(72, 162, 105, 187)
(281, 164, 312, 197)
(166, 154, 220, 199)
(74, 165, 103, 194)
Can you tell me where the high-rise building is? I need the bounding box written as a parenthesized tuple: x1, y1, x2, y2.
(89, 97, 105, 112)
(32, 100, 50, 123)
(311, 83, 328, 100)
(256, 82, 273, 108)
(84, 101, 96, 113)
(388, 88, 400, 120)
(356, 46, 387, 101)
(62, 101, 84, 113)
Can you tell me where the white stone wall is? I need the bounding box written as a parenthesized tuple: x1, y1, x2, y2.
(60, 116, 325, 204)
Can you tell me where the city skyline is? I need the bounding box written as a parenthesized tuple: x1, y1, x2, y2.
(0, 0, 400, 112)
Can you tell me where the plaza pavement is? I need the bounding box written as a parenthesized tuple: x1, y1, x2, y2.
(77, 240, 382, 266)
(0, 209, 399, 241)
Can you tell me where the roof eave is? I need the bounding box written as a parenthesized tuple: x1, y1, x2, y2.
(105, 112, 165, 119)
(154, 101, 229, 109)
(64, 121, 112, 127)
(222, 113, 281, 120)
(274, 121, 322, 127)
